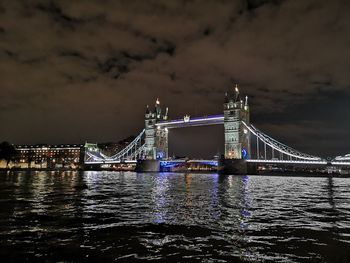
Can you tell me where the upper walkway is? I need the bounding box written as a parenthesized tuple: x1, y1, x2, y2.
(156, 114, 224, 129)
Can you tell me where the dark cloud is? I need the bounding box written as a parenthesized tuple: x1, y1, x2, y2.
(0, 0, 349, 157)
(253, 88, 350, 157)
(35, 1, 81, 29)
(245, 0, 284, 11)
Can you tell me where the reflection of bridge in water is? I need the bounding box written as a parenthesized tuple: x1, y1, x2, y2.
(84, 85, 350, 174)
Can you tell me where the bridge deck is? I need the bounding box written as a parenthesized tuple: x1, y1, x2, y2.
(156, 114, 224, 129)
(85, 158, 349, 166)
(246, 159, 327, 165)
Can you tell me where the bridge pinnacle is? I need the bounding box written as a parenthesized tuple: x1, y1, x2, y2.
(224, 92, 229, 103)
(164, 107, 169, 120)
(244, 96, 249, 111)
(234, 84, 240, 102)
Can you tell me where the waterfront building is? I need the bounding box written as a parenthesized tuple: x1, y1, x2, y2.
(11, 144, 84, 169)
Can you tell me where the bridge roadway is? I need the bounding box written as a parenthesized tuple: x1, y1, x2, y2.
(86, 158, 350, 167)
(158, 159, 345, 167)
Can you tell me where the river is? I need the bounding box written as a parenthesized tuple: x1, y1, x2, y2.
(0, 171, 349, 262)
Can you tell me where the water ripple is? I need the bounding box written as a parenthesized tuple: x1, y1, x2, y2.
(0, 171, 349, 262)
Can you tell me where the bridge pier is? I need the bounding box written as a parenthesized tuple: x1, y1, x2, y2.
(218, 159, 257, 175)
(247, 162, 258, 175)
(135, 160, 161, 172)
(218, 159, 247, 175)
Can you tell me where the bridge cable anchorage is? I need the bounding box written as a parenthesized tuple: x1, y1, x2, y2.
(85, 129, 146, 164)
(242, 121, 322, 161)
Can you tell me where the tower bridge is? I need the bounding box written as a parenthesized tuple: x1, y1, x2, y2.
(84, 85, 348, 174)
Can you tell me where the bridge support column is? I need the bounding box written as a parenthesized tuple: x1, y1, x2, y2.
(218, 159, 248, 175)
(135, 160, 161, 172)
(247, 162, 258, 175)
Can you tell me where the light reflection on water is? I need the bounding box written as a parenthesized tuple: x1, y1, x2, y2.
(0, 171, 349, 262)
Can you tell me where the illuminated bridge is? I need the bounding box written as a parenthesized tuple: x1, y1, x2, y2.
(84, 85, 347, 173)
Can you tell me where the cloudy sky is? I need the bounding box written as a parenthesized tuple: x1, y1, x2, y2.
(1, 0, 349, 158)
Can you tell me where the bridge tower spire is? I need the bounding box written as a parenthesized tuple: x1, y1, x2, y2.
(144, 98, 168, 160)
(223, 84, 250, 160)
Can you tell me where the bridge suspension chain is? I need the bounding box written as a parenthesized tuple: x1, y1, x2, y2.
(85, 129, 145, 164)
(242, 121, 322, 161)
(106, 129, 145, 160)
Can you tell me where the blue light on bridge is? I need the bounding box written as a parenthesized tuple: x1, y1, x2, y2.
(242, 148, 248, 160)
(160, 161, 180, 168)
(156, 151, 165, 160)
(160, 160, 219, 168)
(197, 161, 218, 166)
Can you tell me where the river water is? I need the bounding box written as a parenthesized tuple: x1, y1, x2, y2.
(0, 171, 349, 262)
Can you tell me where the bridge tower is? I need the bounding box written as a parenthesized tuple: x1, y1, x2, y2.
(220, 84, 251, 174)
(144, 99, 168, 160)
(223, 84, 250, 159)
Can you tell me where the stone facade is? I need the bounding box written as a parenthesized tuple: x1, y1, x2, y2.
(144, 99, 168, 160)
(223, 85, 250, 159)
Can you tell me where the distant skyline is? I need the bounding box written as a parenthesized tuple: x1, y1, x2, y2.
(1, 0, 350, 158)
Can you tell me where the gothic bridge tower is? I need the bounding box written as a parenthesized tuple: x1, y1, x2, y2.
(144, 99, 169, 160)
(223, 84, 250, 159)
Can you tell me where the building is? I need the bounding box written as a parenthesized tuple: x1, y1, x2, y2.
(13, 144, 84, 169)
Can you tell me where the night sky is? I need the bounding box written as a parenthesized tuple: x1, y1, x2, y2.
(1, 0, 350, 158)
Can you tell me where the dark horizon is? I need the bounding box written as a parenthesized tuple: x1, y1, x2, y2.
(1, 0, 350, 158)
